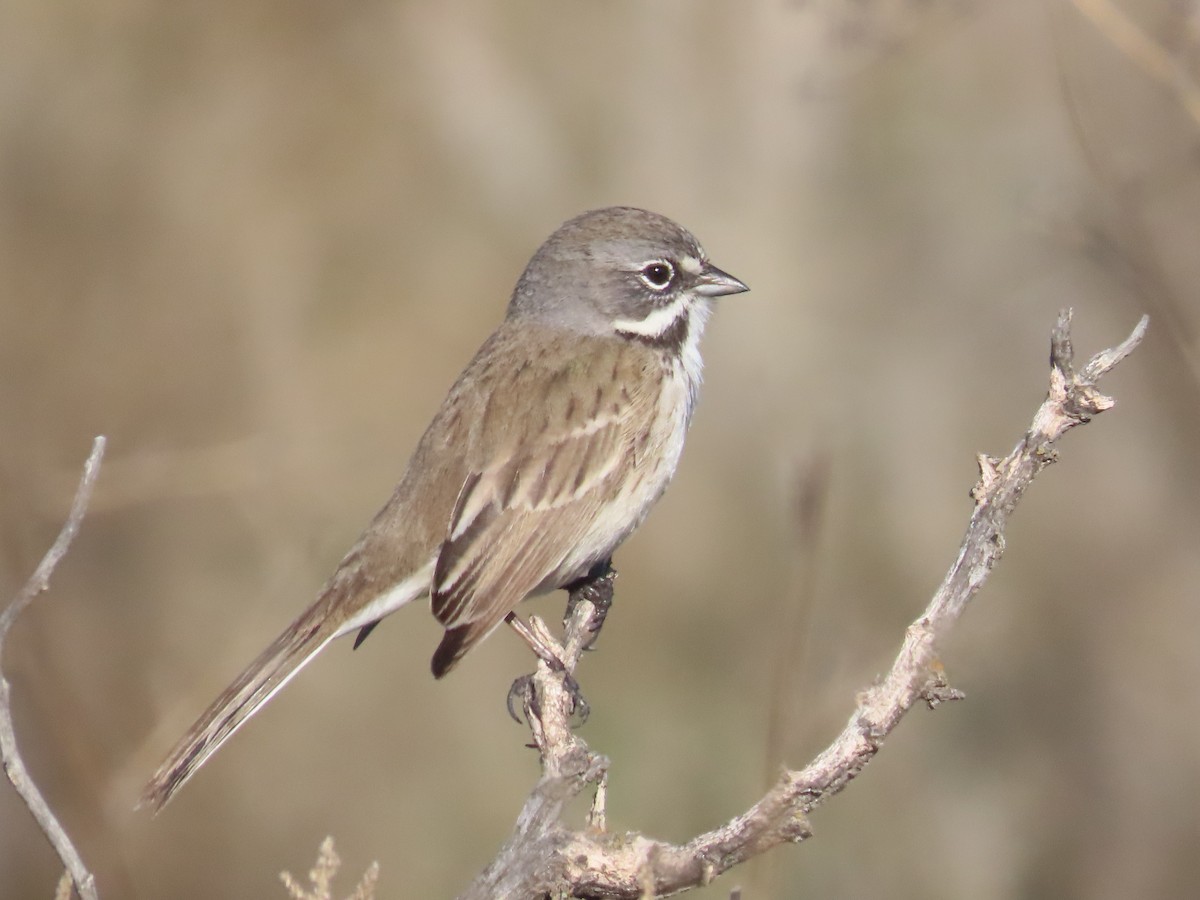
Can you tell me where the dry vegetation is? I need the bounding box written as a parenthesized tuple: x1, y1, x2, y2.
(2, 1, 1198, 897)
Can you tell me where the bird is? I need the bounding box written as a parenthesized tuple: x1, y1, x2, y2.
(141, 206, 747, 811)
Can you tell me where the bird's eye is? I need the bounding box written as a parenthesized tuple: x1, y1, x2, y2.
(638, 261, 674, 290)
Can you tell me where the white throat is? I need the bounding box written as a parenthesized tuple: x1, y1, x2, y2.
(677, 299, 711, 420)
(613, 294, 712, 422)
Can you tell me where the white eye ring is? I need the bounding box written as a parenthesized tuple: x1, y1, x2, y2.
(637, 260, 675, 291)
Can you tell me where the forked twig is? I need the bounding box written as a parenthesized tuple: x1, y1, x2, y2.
(462, 311, 1148, 898)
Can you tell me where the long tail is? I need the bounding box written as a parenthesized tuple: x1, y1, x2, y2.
(140, 603, 341, 813)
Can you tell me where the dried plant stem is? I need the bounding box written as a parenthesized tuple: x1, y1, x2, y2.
(1069, 0, 1200, 126)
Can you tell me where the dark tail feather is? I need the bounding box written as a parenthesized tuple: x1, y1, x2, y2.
(430, 624, 472, 678)
(352, 620, 381, 649)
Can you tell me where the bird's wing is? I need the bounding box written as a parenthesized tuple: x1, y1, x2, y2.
(429, 347, 658, 675)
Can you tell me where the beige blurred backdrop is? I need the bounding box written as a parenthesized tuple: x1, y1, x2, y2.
(2, 0, 1199, 897)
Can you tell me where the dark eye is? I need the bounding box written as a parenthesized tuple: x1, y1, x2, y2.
(639, 261, 674, 290)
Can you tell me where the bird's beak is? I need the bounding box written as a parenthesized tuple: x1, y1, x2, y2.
(693, 263, 749, 297)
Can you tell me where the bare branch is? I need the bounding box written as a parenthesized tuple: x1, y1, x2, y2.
(463, 312, 1148, 898)
(0, 436, 106, 900)
(460, 586, 612, 900)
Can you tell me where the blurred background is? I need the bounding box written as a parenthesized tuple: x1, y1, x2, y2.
(2, 0, 1198, 897)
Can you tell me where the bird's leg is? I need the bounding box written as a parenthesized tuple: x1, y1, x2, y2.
(504, 611, 565, 669)
(563, 558, 616, 652)
(505, 562, 616, 725)
(504, 612, 588, 725)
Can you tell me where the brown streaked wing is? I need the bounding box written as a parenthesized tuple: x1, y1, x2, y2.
(429, 334, 658, 674)
(431, 423, 619, 627)
(430, 499, 602, 676)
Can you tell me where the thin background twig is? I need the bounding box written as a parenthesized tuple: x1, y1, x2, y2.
(0, 436, 106, 900)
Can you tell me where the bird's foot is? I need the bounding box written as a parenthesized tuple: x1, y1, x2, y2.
(506, 673, 535, 724)
(506, 665, 589, 726)
(503, 561, 613, 728)
(563, 559, 616, 652)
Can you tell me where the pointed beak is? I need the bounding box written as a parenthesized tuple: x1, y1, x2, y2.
(693, 263, 749, 298)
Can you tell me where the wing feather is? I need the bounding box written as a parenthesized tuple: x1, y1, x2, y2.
(428, 341, 659, 676)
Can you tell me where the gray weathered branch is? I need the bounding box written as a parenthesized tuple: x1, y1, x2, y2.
(461, 310, 1149, 899)
(0, 436, 106, 900)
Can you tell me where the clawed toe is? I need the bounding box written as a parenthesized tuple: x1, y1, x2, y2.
(507, 674, 536, 724)
(505, 668, 589, 726)
(564, 561, 616, 652)
(563, 671, 590, 724)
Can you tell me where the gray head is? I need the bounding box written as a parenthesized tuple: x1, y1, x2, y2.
(507, 207, 747, 345)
